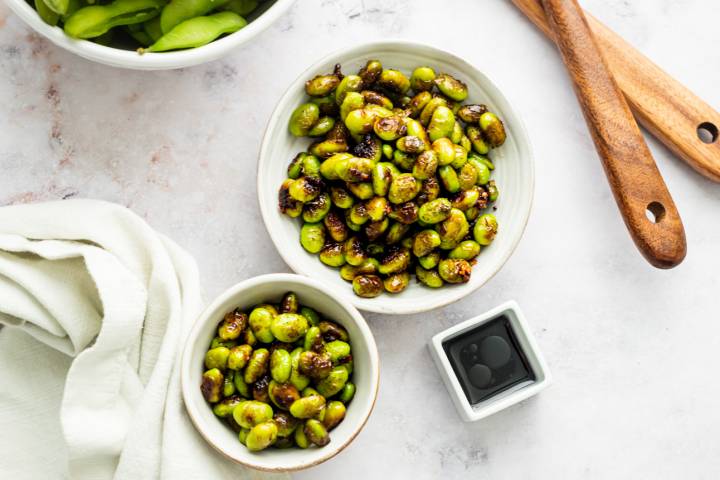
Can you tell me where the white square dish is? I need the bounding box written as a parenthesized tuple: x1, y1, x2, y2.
(428, 300, 551, 422)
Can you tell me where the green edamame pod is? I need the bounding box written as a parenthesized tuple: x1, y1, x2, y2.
(222, 0, 257, 16)
(143, 15, 163, 42)
(160, 0, 230, 34)
(300, 222, 325, 254)
(147, 12, 247, 52)
(42, 0, 69, 15)
(36, 0, 60, 25)
(127, 24, 153, 46)
(64, 0, 165, 38)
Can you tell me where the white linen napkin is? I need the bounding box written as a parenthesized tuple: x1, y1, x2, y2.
(0, 199, 286, 480)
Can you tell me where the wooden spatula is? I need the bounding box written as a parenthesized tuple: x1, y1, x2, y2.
(538, 0, 686, 268)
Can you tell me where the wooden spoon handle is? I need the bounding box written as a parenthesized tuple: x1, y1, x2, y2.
(539, 0, 686, 268)
(511, 0, 720, 182)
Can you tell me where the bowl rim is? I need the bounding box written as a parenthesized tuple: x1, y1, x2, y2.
(257, 40, 535, 315)
(4, 0, 296, 70)
(180, 273, 380, 472)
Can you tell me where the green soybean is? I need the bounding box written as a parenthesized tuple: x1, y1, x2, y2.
(64, 0, 166, 39)
(147, 12, 247, 52)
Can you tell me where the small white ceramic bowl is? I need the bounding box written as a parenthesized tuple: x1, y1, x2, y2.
(181, 273, 379, 472)
(257, 41, 535, 315)
(5, 0, 295, 70)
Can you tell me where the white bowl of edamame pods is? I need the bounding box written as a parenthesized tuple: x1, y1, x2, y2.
(5, 0, 295, 69)
(257, 41, 535, 315)
(181, 273, 380, 472)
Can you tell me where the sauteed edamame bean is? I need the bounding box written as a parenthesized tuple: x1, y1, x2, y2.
(200, 292, 356, 452)
(278, 60, 505, 298)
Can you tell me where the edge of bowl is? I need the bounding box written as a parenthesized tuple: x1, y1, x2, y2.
(180, 273, 380, 472)
(4, 0, 296, 70)
(257, 40, 535, 316)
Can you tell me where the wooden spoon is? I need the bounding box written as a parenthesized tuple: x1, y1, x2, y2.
(539, 0, 686, 268)
(511, 0, 720, 182)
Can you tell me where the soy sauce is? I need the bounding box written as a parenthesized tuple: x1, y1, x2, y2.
(442, 315, 535, 405)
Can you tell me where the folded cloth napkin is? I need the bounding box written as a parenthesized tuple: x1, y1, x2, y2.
(0, 200, 287, 480)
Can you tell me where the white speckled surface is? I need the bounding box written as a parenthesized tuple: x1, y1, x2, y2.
(1, 0, 719, 478)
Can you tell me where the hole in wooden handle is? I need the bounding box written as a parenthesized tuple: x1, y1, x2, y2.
(645, 201, 666, 224)
(697, 122, 719, 144)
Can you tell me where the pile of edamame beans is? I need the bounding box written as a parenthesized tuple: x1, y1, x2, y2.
(29, 0, 262, 52)
(200, 292, 355, 452)
(279, 60, 504, 298)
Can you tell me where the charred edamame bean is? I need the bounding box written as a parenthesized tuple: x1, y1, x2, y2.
(383, 272, 410, 293)
(438, 258, 472, 283)
(352, 274, 383, 298)
(270, 348, 292, 383)
(201, 368, 224, 402)
(270, 313, 309, 343)
(473, 213, 498, 245)
(245, 422, 278, 451)
(244, 348, 269, 384)
(434, 73, 468, 101)
(479, 112, 507, 147)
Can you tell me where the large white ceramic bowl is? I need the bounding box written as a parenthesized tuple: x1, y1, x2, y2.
(257, 41, 534, 315)
(181, 273, 379, 472)
(5, 0, 295, 70)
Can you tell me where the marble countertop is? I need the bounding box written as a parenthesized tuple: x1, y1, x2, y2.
(1, 0, 719, 478)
